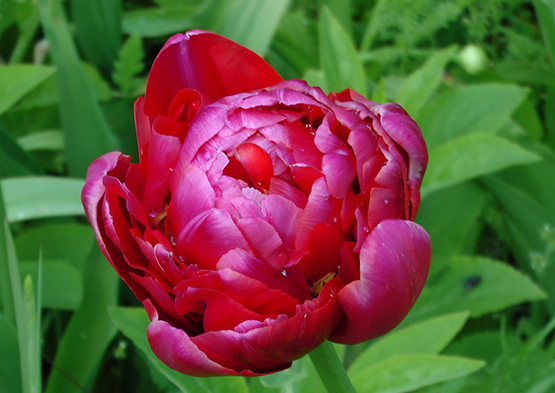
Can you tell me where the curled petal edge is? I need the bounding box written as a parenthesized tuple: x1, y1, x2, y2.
(330, 219, 431, 344)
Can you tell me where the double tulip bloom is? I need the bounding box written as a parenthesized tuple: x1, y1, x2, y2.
(82, 30, 431, 376)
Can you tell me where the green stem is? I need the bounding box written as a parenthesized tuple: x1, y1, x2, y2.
(309, 341, 357, 393)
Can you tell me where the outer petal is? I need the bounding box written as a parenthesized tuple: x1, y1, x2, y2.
(143, 30, 283, 118)
(147, 314, 246, 377)
(330, 219, 430, 344)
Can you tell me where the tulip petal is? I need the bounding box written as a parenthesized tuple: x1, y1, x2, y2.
(169, 164, 215, 234)
(236, 217, 288, 270)
(190, 277, 344, 373)
(330, 219, 430, 344)
(134, 97, 151, 152)
(147, 318, 245, 377)
(217, 249, 312, 302)
(174, 208, 250, 270)
(322, 152, 356, 199)
(143, 30, 283, 118)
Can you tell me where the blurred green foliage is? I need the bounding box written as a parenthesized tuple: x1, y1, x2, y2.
(1, 0, 555, 392)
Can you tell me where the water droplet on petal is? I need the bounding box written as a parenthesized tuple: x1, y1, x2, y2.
(281, 269, 289, 277)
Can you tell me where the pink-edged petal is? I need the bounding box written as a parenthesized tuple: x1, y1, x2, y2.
(322, 152, 356, 199)
(313, 113, 348, 154)
(236, 217, 288, 270)
(131, 273, 196, 332)
(143, 30, 283, 118)
(175, 269, 298, 324)
(377, 104, 427, 219)
(217, 249, 312, 302)
(134, 97, 151, 152)
(141, 123, 182, 213)
(190, 277, 344, 373)
(169, 164, 215, 234)
(378, 103, 428, 190)
(295, 177, 341, 250)
(261, 194, 303, 252)
(147, 318, 248, 377)
(174, 104, 228, 170)
(268, 177, 308, 209)
(174, 208, 250, 270)
(330, 219, 431, 344)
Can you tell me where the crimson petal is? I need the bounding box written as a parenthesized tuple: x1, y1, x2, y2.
(143, 30, 283, 118)
(330, 219, 430, 344)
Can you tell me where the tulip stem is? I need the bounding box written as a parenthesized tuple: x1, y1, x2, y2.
(309, 341, 357, 393)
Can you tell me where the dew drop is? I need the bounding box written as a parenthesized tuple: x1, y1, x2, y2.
(169, 234, 176, 246)
(281, 269, 289, 277)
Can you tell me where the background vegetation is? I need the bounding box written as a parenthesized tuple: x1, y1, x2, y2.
(1, 0, 555, 392)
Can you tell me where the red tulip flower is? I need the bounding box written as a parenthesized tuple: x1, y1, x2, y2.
(82, 30, 431, 376)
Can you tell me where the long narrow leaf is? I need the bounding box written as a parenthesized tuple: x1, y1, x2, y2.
(44, 246, 118, 393)
(0, 313, 21, 393)
(38, 0, 116, 177)
(0, 178, 15, 325)
(218, 0, 290, 56)
(70, 0, 122, 73)
(319, 6, 367, 95)
(2, 177, 84, 223)
(4, 220, 40, 393)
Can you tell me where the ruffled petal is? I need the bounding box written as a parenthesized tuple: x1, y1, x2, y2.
(217, 249, 312, 302)
(330, 219, 430, 344)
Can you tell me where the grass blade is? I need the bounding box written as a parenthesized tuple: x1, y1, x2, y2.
(70, 0, 122, 74)
(44, 246, 118, 393)
(38, 0, 116, 177)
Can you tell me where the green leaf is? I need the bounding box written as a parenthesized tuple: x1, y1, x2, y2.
(534, 0, 555, 75)
(349, 312, 469, 375)
(218, 0, 290, 56)
(445, 331, 555, 393)
(396, 46, 458, 117)
(0, 313, 21, 393)
(268, 10, 318, 78)
(3, 220, 40, 393)
(421, 134, 541, 196)
(112, 35, 145, 94)
(2, 177, 85, 223)
(417, 84, 528, 150)
(14, 63, 112, 111)
(70, 0, 122, 73)
(349, 354, 484, 393)
(0, 179, 15, 326)
(123, 6, 195, 37)
(0, 125, 44, 177)
(44, 247, 118, 393)
(38, 0, 116, 177)
(21, 275, 41, 393)
(319, 6, 367, 95)
(417, 182, 487, 267)
(19, 262, 82, 310)
(0, 65, 54, 117)
(109, 307, 248, 393)
(14, 223, 94, 269)
(512, 98, 543, 141)
(16, 131, 64, 152)
(409, 256, 547, 323)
